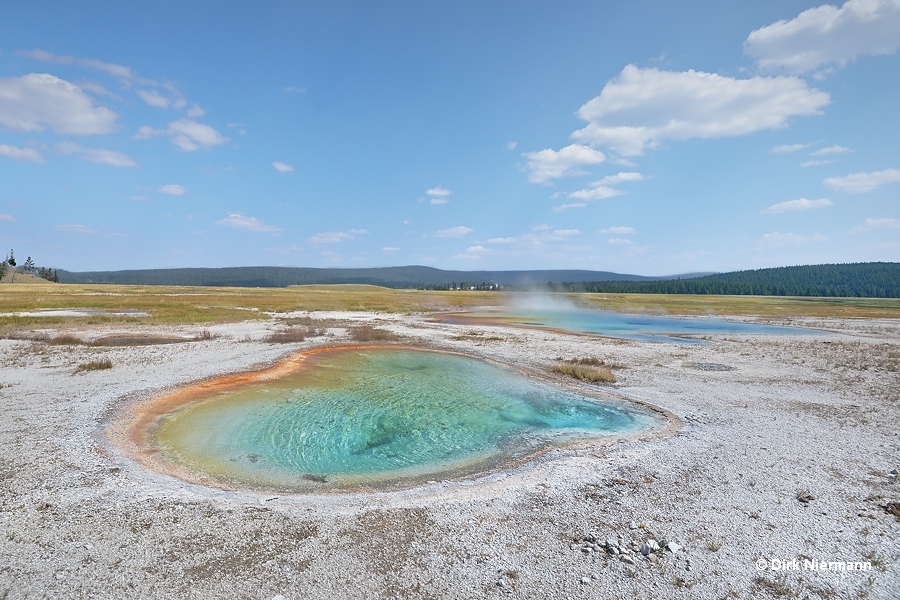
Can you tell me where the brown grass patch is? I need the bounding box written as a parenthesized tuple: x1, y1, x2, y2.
(349, 325, 401, 342)
(73, 358, 113, 373)
(551, 362, 616, 383)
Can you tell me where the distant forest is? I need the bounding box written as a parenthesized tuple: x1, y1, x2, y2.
(557, 263, 900, 298)
(53, 262, 899, 298)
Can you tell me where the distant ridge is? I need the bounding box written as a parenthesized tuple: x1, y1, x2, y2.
(56, 265, 701, 288)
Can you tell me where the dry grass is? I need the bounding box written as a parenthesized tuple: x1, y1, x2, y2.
(264, 326, 327, 343)
(551, 362, 616, 383)
(349, 325, 402, 342)
(0, 282, 898, 328)
(73, 358, 113, 373)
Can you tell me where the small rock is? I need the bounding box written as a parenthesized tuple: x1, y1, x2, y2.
(647, 539, 660, 552)
(607, 545, 619, 555)
(629, 521, 638, 530)
(582, 546, 594, 553)
(570, 543, 578, 551)
(667, 542, 682, 553)
(648, 553, 658, 563)
(580, 577, 591, 585)
(496, 579, 505, 588)
(640, 543, 650, 556)
(620, 554, 635, 565)
(591, 572, 600, 580)
(605, 538, 615, 549)
(585, 532, 597, 543)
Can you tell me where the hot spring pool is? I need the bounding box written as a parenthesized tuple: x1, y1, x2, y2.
(135, 347, 661, 492)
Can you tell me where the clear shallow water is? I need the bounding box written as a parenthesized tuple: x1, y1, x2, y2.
(151, 348, 658, 491)
(453, 307, 818, 343)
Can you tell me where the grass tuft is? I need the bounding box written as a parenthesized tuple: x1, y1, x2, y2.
(349, 325, 401, 342)
(265, 326, 326, 343)
(551, 362, 616, 383)
(73, 358, 113, 373)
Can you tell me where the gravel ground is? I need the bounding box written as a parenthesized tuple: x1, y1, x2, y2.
(0, 312, 898, 599)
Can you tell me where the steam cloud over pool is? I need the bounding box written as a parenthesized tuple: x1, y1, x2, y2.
(145, 348, 660, 491)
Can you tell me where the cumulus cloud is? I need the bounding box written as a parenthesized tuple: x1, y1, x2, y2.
(55, 224, 98, 234)
(811, 144, 851, 156)
(801, 159, 837, 167)
(272, 161, 294, 173)
(771, 142, 810, 153)
(824, 168, 900, 193)
(0, 214, 15, 222)
(0, 73, 118, 135)
(600, 226, 636, 234)
(56, 141, 137, 167)
(607, 238, 633, 245)
(571, 65, 830, 156)
(757, 231, 829, 247)
(0, 143, 45, 163)
(745, 0, 900, 73)
(158, 184, 186, 196)
(134, 118, 227, 151)
(569, 171, 644, 201)
(486, 237, 516, 244)
(763, 197, 833, 213)
(434, 226, 473, 238)
(553, 202, 587, 212)
(849, 217, 900, 233)
(381, 247, 400, 253)
(283, 86, 307, 94)
(215, 213, 282, 233)
(426, 186, 451, 204)
(307, 229, 368, 244)
(137, 89, 171, 108)
(523, 144, 605, 183)
(505, 141, 517, 150)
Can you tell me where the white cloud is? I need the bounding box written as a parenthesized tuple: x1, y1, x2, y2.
(486, 237, 517, 244)
(134, 118, 227, 152)
(569, 171, 644, 201)
(607, 238, 633, 245)
(771, 143, 810, 153)
(284, 86, 307, 94)
(553, 202, 587, 212)
(745, 0, 900, 73)
(757, 231, 829, 247)
(158, 184, 186, 196)
(215, 213, 282, 233)
(55, 224, 98, 234)
(571, 65, 830, 156)
(763, 197, 833, 213)
(523, 144, 605, 183)
(0, 214, 15, 222)
(811, 144, 851, 156)
(19, 49, 138, 82)
(824, 168, 900, 193)
(426, 186, 451, 204)
(273, 161, 294, 173)
(137, 89, 170, 108)
(0, 143, 45, 163)
(600, 226, 636, 234)
(801, 159, 837, 167)
(596, 171, 644, 185)
(552, 229, 581, 238)
(0, 73, 118, 135)
(306, 229, 368, 244)
(381, 247, 400, 253)
(850, 217, 900, 233)
(55, 141, 137, 167)
(187, 103, 205, 118)
(434, 226, 473, 238)
(505, 141, 517, 150)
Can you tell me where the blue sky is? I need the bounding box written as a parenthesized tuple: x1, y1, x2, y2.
(1, 0, 898, 274)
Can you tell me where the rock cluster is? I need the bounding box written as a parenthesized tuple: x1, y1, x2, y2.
(571, 527, 690, 571)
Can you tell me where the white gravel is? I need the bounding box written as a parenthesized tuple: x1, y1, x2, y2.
(0, 312, 898, 599)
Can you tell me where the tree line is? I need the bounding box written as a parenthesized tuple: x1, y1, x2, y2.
(556, 262, 900, 298)
(0, 249, 59, 283)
